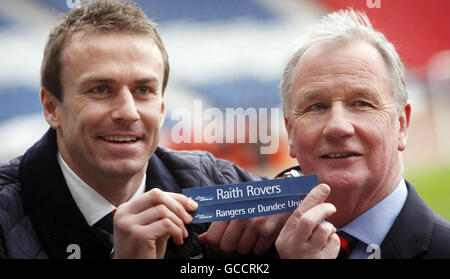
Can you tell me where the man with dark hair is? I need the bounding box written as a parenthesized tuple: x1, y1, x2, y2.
(0, 0, 287, 259)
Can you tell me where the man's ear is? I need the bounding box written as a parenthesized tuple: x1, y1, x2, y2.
(398, 103, 411, 151)
(40, 88, 61, 130)
(284, 116, 296, 158)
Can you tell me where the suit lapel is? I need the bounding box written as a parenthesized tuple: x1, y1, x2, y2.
(145, 148, 181, 193)
(381, 181, 434, 258)
(20, 129, 111, 258)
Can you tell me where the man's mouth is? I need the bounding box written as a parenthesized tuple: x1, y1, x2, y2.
(321, 152, 361, 159)
(100, 135, 140, 143)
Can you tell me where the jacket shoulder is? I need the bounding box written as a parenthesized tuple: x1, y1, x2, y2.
(0, 157, 22, 213)
(0, 157, 21, 186)
(0, 156, 47, 258)
(155, 147, 264, 186)
(426, 212, 450, 258)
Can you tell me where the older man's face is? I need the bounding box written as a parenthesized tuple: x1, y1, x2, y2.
(49, 32, 165, 182)
(285, 41, 410, 197)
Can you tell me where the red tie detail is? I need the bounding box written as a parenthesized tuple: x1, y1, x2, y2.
(338, 233, 352, 255)
(337, 231, 357, 259)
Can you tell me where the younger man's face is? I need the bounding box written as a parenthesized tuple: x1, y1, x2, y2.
(50, 32, 165, 182)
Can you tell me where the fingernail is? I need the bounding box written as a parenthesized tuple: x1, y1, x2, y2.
(188, 198, 198, 210)
(185, 212, 193, 223)
(319, 184, 331, 195)
(328, 203, 336, 212)
(197, 233, 207, 243)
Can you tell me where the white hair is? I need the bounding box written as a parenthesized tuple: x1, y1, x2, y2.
(280, 9, 407, 117)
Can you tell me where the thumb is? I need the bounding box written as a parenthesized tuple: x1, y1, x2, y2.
(155, 235, 170, 259)
(197, 232, 208, 244)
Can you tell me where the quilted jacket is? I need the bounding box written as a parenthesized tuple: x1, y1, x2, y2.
(0, 128, 264, 259)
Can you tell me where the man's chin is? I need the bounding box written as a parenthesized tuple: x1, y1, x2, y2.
(319, 172, 364, 190)
(99, 160, 148, 178)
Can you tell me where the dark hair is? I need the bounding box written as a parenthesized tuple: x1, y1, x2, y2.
(41, 0, 169, 100)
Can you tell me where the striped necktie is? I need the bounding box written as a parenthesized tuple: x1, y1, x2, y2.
(337, 231, 357, 259)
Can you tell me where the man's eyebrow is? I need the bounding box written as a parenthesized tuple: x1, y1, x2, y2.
(353, 88, 382, 102)
(79, 76, 159, 85)
(134, 77, 159, 84)
(82, 77, 115, 84)
(297, 91, 324, 104)
(79, 75, 116, 85)
(296, 88, 382, 105)
(354, 88, 372, 95)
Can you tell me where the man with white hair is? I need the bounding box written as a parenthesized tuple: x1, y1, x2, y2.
(275, 9, 450, 259)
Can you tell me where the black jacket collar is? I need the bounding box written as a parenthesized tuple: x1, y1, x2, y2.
(20, 129, 111, 258)
(380, 181, 434, 258)
(19, 128, 182, 258)
(146, 150, 180, 193)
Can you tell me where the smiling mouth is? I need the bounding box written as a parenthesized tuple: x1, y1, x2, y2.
(100, 135, 141, 143)
(321, 153, 361, 159)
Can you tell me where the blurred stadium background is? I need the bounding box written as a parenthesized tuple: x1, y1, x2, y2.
(0, 0, 449, 218)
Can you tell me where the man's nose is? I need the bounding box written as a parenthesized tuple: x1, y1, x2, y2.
(322, 103, 355, 139)
(111, 89, 140, 124)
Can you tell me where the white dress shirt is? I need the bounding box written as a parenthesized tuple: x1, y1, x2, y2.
(57, 152, 146, 226)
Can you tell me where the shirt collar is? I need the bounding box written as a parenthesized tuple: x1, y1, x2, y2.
(57, 152, 146, 226)
(339, 178, 408, 246)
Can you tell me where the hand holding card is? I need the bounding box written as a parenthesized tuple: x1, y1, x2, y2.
(182, 175, 318, 223)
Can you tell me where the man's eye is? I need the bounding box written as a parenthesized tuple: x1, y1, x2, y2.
(135, 86, 151, 95)
(92, 86, 108, 95)
(308, 103, 327, 111)
(354, 101, 372, 107)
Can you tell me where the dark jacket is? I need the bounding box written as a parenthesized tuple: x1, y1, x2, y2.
(380, 181, 450, 259)
(277, 166, 450, 258)
(0, 129, 263, 259)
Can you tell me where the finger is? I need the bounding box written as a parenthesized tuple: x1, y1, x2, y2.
(125, 188, 173, 213)
(139, 217, 186, 246)
(197, 232, 208, 244)
(252, 212, 290, 254)
(155, 235, 170, 259)
(198, 221, 229, 247)
(134, 204, 189, 238)
(308, 221, 336, 252)
(298, 184, 331, 214)
(278, 184, 331, 239)
(236, 224, 258, 255)
(115, 218, 185, 258)
(129, 188, 192, 223)
(296, 203, 336, 238)
(286, 202, 336, 243)
(167, 192, 198, 211)
(218, 219, 246, 253)
(322, 232, 341, 258)
(252, 235, 274, 256)
(237, 215, 282, 255)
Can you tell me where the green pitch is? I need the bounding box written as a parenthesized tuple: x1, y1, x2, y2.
(405, 164, 450, 220)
